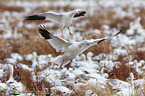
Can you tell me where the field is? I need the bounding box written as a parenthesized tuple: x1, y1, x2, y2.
(0, 0, 145, 96)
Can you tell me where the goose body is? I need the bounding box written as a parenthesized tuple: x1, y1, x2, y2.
(38, 25, 122, 69)
(25, 9, 86, 37)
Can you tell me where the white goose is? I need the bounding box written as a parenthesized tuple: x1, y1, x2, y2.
(85, 90, 94, 96)
(74, 52, 95, 69)
(86, 52, 94, 64)
(3, 64, 26, 93)
(74, 52, 99, 74)
(25, 9, 86, 37)
(0, 83, 8, 92)
(38, 25, 122, 69)
(3, 64, 15, 84)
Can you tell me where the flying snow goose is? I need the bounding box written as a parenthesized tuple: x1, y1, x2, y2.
(25, 9, 86, 37)
(38, 25, 122, 69)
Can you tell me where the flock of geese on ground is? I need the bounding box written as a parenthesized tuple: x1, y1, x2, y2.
(24, 9, 122, 69)
(0, 64, 97, 95)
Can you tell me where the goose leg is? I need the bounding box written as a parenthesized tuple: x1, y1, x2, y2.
(65, 60, 72, 70)
(59, 59, 64, 69)
(61, 28, 65, 38)
(67, 27, 73, 36)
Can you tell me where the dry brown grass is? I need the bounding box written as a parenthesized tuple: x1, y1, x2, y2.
(13, 65, 34, 89)
(0, 3, 24, 12)
(0, 38, 11, 63)
(106, 44, 145, 81)
(75, 10, 132, 33)
(132, 49, 145, 62)
(13, 65, 51, 95)
(107, 63, 138, 81)
(1, 69, 10, 83)
(9, 37, 58, 56)
(82, 15, 104, 30)
(0, 27, 60, 58)
(70, 90, 85, 96)
(0, 30, 4, 34)
(35, 5, 75, 13)
(74, 82, 114, 96)
(21, 59, 32, 67)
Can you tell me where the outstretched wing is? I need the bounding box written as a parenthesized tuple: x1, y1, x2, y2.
(85, 29, 122, 46)
(97, 29, 122, 44)
(25, 12, 63, 24)
(38, 25, 71, 52)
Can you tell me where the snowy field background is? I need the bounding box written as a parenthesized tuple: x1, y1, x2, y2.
(0, 0, 145, 96)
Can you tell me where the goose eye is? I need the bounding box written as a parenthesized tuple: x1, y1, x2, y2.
(86, 41, 90, 45)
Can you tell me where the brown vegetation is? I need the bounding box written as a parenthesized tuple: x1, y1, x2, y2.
(0, 3, 24, 12)
(0, 38, 11, 63)
(35, 5, 75, 13)
(13, 65, 51, 95)
(107, 63, 138, 81)
(132, 50, 145, 62)
(70, 90, 85, 96)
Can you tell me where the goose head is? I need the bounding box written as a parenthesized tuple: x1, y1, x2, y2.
(85, 90, 94, 96)
(73, 9, 86, 17)
(3, 64, 15, 84)
(79, 40, 90, 48)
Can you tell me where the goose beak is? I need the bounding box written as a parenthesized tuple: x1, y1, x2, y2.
(87, 42, 90, 45)
(76, 11, 79, 14)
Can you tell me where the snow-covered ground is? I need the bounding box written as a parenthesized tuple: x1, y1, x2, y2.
(0, 0, 145, 96)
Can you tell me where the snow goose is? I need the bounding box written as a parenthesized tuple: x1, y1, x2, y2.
(0, 83, 8, 92)
(25, 9, 86, 37)
(91, 93, 98, 96)
(51, 86, 72, 94)
(3, 64, 15, 84)
(38, 25, 122, 69)
(85, 90, 94, 96)
(0, 65, 4, 78)
(3, 64, 26, 93)
(74, 52, 93, 67)
(74, 52, 98, 73)
(86, 52, 93, 64)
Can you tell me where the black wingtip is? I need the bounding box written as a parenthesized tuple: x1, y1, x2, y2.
(117, 29, 122, 35)
(97, 38, 106, 44)
(113, 29, 123, 37)
(25, 15, 46, 20)
(73, 11, 86, 18)
(98, 29, 123, 44)
(38, 25, 51, 39)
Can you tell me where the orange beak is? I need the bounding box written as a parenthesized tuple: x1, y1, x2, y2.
(76, 11, 79, 14)
(87, 42, 90, 45)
